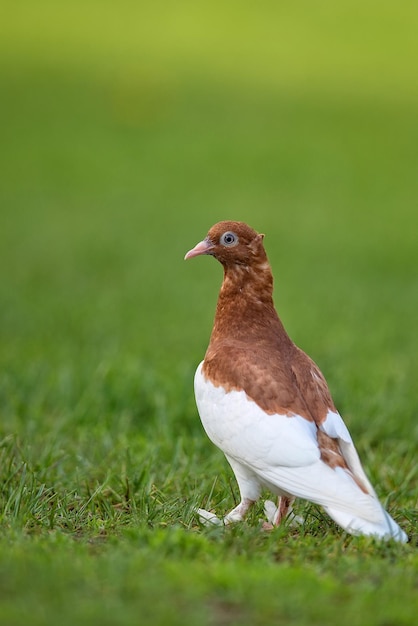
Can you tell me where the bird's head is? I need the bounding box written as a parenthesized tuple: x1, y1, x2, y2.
(184, 221, 266, 268)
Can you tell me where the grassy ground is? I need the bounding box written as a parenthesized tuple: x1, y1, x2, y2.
(0, 2, 417, 624)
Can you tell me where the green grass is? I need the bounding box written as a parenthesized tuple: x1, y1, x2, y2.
(0, 2, 417, 624)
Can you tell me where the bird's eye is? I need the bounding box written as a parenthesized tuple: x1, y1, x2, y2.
(220, 231, 238, 247)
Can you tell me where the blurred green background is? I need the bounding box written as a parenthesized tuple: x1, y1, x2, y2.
(1, 0, 418, 440)
(2, 0, 417, 370)
(0, 2, 417, 624)
(1, 0, 417, 444)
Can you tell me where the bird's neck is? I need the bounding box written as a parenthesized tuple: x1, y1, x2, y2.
(209, 260, 291, 345)
(221, 259, 274, 302)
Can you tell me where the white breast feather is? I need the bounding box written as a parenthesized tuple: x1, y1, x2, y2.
(194, 362, 320, 469)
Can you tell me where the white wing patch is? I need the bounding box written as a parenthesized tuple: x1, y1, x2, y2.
(320, 409, 376, 496)
(320, 409, 352, 443)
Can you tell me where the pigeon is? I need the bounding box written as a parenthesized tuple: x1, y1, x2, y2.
(185, 220, 407, 542)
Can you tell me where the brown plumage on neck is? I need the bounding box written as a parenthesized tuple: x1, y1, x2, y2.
(209, 233, 290, 349)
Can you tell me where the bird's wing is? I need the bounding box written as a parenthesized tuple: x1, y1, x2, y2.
(319, 409, 376, 495)
(256, 461, 386, 524)
(202, 340, 319, 420)
(291, 352, 376, 496)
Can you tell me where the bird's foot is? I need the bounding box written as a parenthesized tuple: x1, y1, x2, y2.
(264, 500, 279, 525)
(197, 508, 222, 526)
(197, 498, 304, 530)
(196, 508, 244, 526)
(197, 497, 254, 526)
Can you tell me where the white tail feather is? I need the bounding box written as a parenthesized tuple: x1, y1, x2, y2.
(324, 505, 407, 542)
(257, 461, 407, 542)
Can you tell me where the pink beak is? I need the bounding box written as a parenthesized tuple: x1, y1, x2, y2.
(184, 238, 214, 260)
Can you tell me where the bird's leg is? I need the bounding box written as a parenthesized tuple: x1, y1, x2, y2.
(274, 496, 294, 525)
(223, 497, 255, 524)
(198, 457, 261, 526)
(263, 496, 297, 530)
